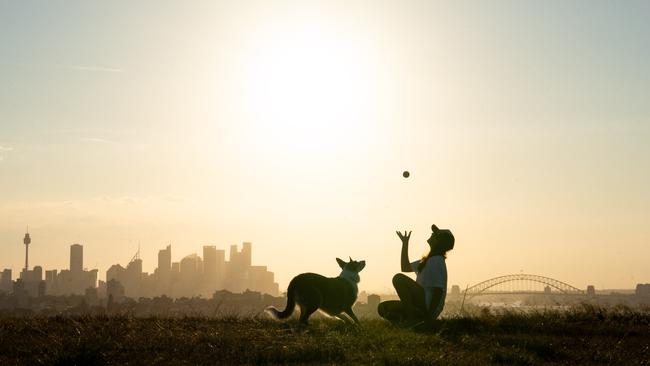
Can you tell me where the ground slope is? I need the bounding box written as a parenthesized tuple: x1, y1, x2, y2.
(0, 307, 648, 365)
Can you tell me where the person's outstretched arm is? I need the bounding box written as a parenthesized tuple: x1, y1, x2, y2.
(397, 231, 413, 272)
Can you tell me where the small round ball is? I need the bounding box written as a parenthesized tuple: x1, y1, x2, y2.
(402, 171, 410, 178)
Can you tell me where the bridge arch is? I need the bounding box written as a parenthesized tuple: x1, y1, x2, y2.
(464, 274, 584, 298)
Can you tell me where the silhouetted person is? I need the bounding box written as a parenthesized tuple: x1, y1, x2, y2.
(378, 224, 454, 327)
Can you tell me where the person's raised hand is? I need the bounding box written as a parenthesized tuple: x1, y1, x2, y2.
(396, 230, 412, 244)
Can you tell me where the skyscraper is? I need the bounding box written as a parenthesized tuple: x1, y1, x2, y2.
(229, 245, 238, 263)
(52, 244, 98, 295)
(158, 245, 171, 277)
(0, 269, 12, 293)
(215, 249, 225, 283)
(203, 246, 217, 280)
(127, 258, 143, 280)
(32, 266, 43, 281)
(70, 244, 83, 272)
(242, 242, 252, 268)
(180, 254, 200, 278)
(179, 254, 201, 294)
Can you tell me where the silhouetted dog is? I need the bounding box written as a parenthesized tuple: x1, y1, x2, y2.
(266, 257, 366, 324)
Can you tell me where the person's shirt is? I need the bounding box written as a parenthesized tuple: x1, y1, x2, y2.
(410, 255, 447, 318)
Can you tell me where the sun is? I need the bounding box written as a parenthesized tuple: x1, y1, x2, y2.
(233, 19, 382, 166)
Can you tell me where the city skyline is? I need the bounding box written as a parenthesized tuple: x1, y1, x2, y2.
(0, 228, 644, 294)
(1, 229, 279, 298)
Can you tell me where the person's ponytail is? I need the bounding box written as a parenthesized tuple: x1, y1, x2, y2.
(417, 251, 433, 272)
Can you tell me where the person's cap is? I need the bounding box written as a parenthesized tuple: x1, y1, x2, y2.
(438, 229, 455, 251)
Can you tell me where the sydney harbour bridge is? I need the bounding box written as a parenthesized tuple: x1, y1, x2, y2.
(460, 274, 587, 299)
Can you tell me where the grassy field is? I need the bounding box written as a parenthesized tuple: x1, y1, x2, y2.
(1, 306, 648, 365)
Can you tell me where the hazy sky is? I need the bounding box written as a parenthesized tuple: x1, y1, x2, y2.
(1, 0, 649, 292)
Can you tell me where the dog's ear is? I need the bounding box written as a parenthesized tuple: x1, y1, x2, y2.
(357, 260, 366, 272)
(336, 257, 347, 269)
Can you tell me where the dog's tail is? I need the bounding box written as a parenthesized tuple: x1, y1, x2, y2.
(265, 278, 297, 319)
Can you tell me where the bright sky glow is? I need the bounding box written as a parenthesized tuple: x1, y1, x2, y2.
(1, 1, 649, 292)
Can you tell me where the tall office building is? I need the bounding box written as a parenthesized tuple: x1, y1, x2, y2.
(52, 245, 98, 295)
(32, 266, 43, 281)
(215, 249, 226, 281)
(180, 254, 200, 279)
(158, 245, 172, 277)
(127, 258, 143, 280)
(15, 231, 94, 297)
(45, 270, 58, 295)
(203, 246, 217, 279)
(229, 245, 238, 263)
(70, 244, 83, 272)
(106, 264, 125, 283)
(0, 269, 12, 293)
(242, 242, 252, 267)
(105, 257, 142, 299)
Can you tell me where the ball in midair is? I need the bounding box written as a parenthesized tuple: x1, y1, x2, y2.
(402, 171, 410, 178)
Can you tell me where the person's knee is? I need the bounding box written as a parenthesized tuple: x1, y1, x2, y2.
(392, 273, 408, 287)
(377, 301, 402, 320)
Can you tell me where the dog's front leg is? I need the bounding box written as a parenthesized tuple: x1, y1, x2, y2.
(336, 314, 353, 324)
(344, 308, 360, 324)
